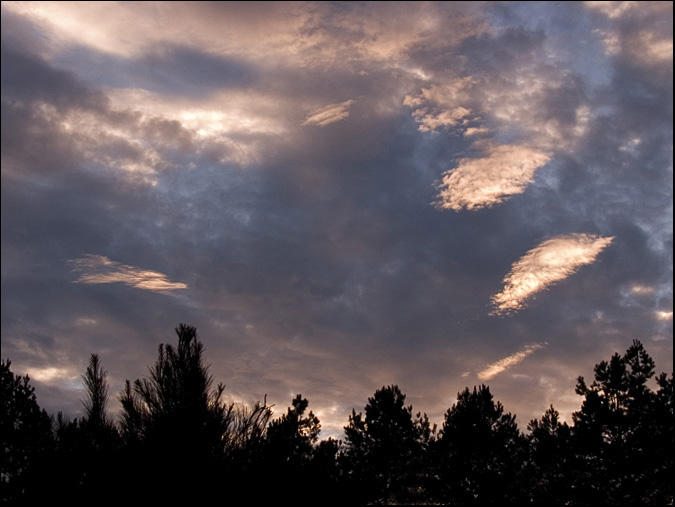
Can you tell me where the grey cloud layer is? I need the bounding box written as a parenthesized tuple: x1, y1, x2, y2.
(1, 2, 671, 434)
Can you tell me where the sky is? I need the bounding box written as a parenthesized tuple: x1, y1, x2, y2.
(1, 1, 672, 438)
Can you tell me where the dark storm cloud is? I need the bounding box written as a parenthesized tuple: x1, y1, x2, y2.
(1, 1, 671, 434)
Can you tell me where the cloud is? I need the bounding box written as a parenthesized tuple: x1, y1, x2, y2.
(70, 255, 187, 293)
(302, 100, 354, 127)
(410, 106, 472, 133)
(477, 343, 546, 380)
(631, 285, 656, 295)
(464, 127, 489, 137)
(1, 43, 283, 185)
(586, 1, 673, 68)
(656, 311, 673, 321)
(1, 1, 671, 441)
(585, 0, 669, 21)
(404, 79, 477, 133)
(26, 366, 79, 384)
(585, 1, 639, 19)
(491, 234, 614, 315)
(435, 144, 551, 211)
(1, 1, 310, 60)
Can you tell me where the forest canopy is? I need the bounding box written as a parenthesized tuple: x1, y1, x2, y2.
(1, 324, 672, 505)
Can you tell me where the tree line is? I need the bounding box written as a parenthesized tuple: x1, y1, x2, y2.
(1, 324, 672, 505)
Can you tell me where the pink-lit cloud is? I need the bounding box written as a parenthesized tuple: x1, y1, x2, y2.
(26, 366, 79, 385)
(492, 234, 614, 315)
(302, 100, 354, 127)
(435, 144, 551, 211)
(403, 78, 477, 134)
(656, 311, 673, 321)
(586, 1, 673, 66)
(70, 255, 187, 293)
(477, 343, 546, 380)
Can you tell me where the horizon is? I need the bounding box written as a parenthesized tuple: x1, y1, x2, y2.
(3, 329, 671, 441)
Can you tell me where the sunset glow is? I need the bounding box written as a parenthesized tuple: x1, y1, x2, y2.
(1, 1, 671, 439)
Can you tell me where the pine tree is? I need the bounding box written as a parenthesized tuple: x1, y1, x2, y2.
(572, 340, 672, 505)
(436, 385, 526, 504)
(343, 385, 422, 503)
(253, 394, 322, 495)
(118, 324, 235, 500)
(0, 359, 54, 503)
(527, 405, 573, 504)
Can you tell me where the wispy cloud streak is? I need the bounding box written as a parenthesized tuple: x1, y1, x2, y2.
(302, 100, 354, 127)
(27, 366, 79, 384)
(491, 234, 614, 315)
(435, 144, 551, 211)
(477, 343, 546, 380)
(70, 255, 187, 293)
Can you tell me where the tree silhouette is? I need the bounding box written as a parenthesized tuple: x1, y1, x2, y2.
(2, 326, 672, 504)
(118, 324, 236, 501)
(435, 385, 526, 505)
(265, 394, 320, 463)
(225, 397, 273, 454)
(651, 371, 673, 503)
(81, 354, 112, 431)
(343, 385, 422, 504)
(74, 355, 121, 498)
(527, 405, 574, 504)
(311, 436, 345, 499)
(42, 356, 122, 501)
(246, 394, 323, 496)
(0, 359, 54, 504)
(573, 339, 673, 505)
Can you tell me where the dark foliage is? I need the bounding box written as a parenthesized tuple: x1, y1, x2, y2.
(434, 384, 526, 504)
(527, 404, 575, 504)
(1, 329, 672, 505)
(117, 324, 237, 501)
(572, 340, 673, 505)
(343, 384, 427, 503)
(0, 359, 54, 504)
